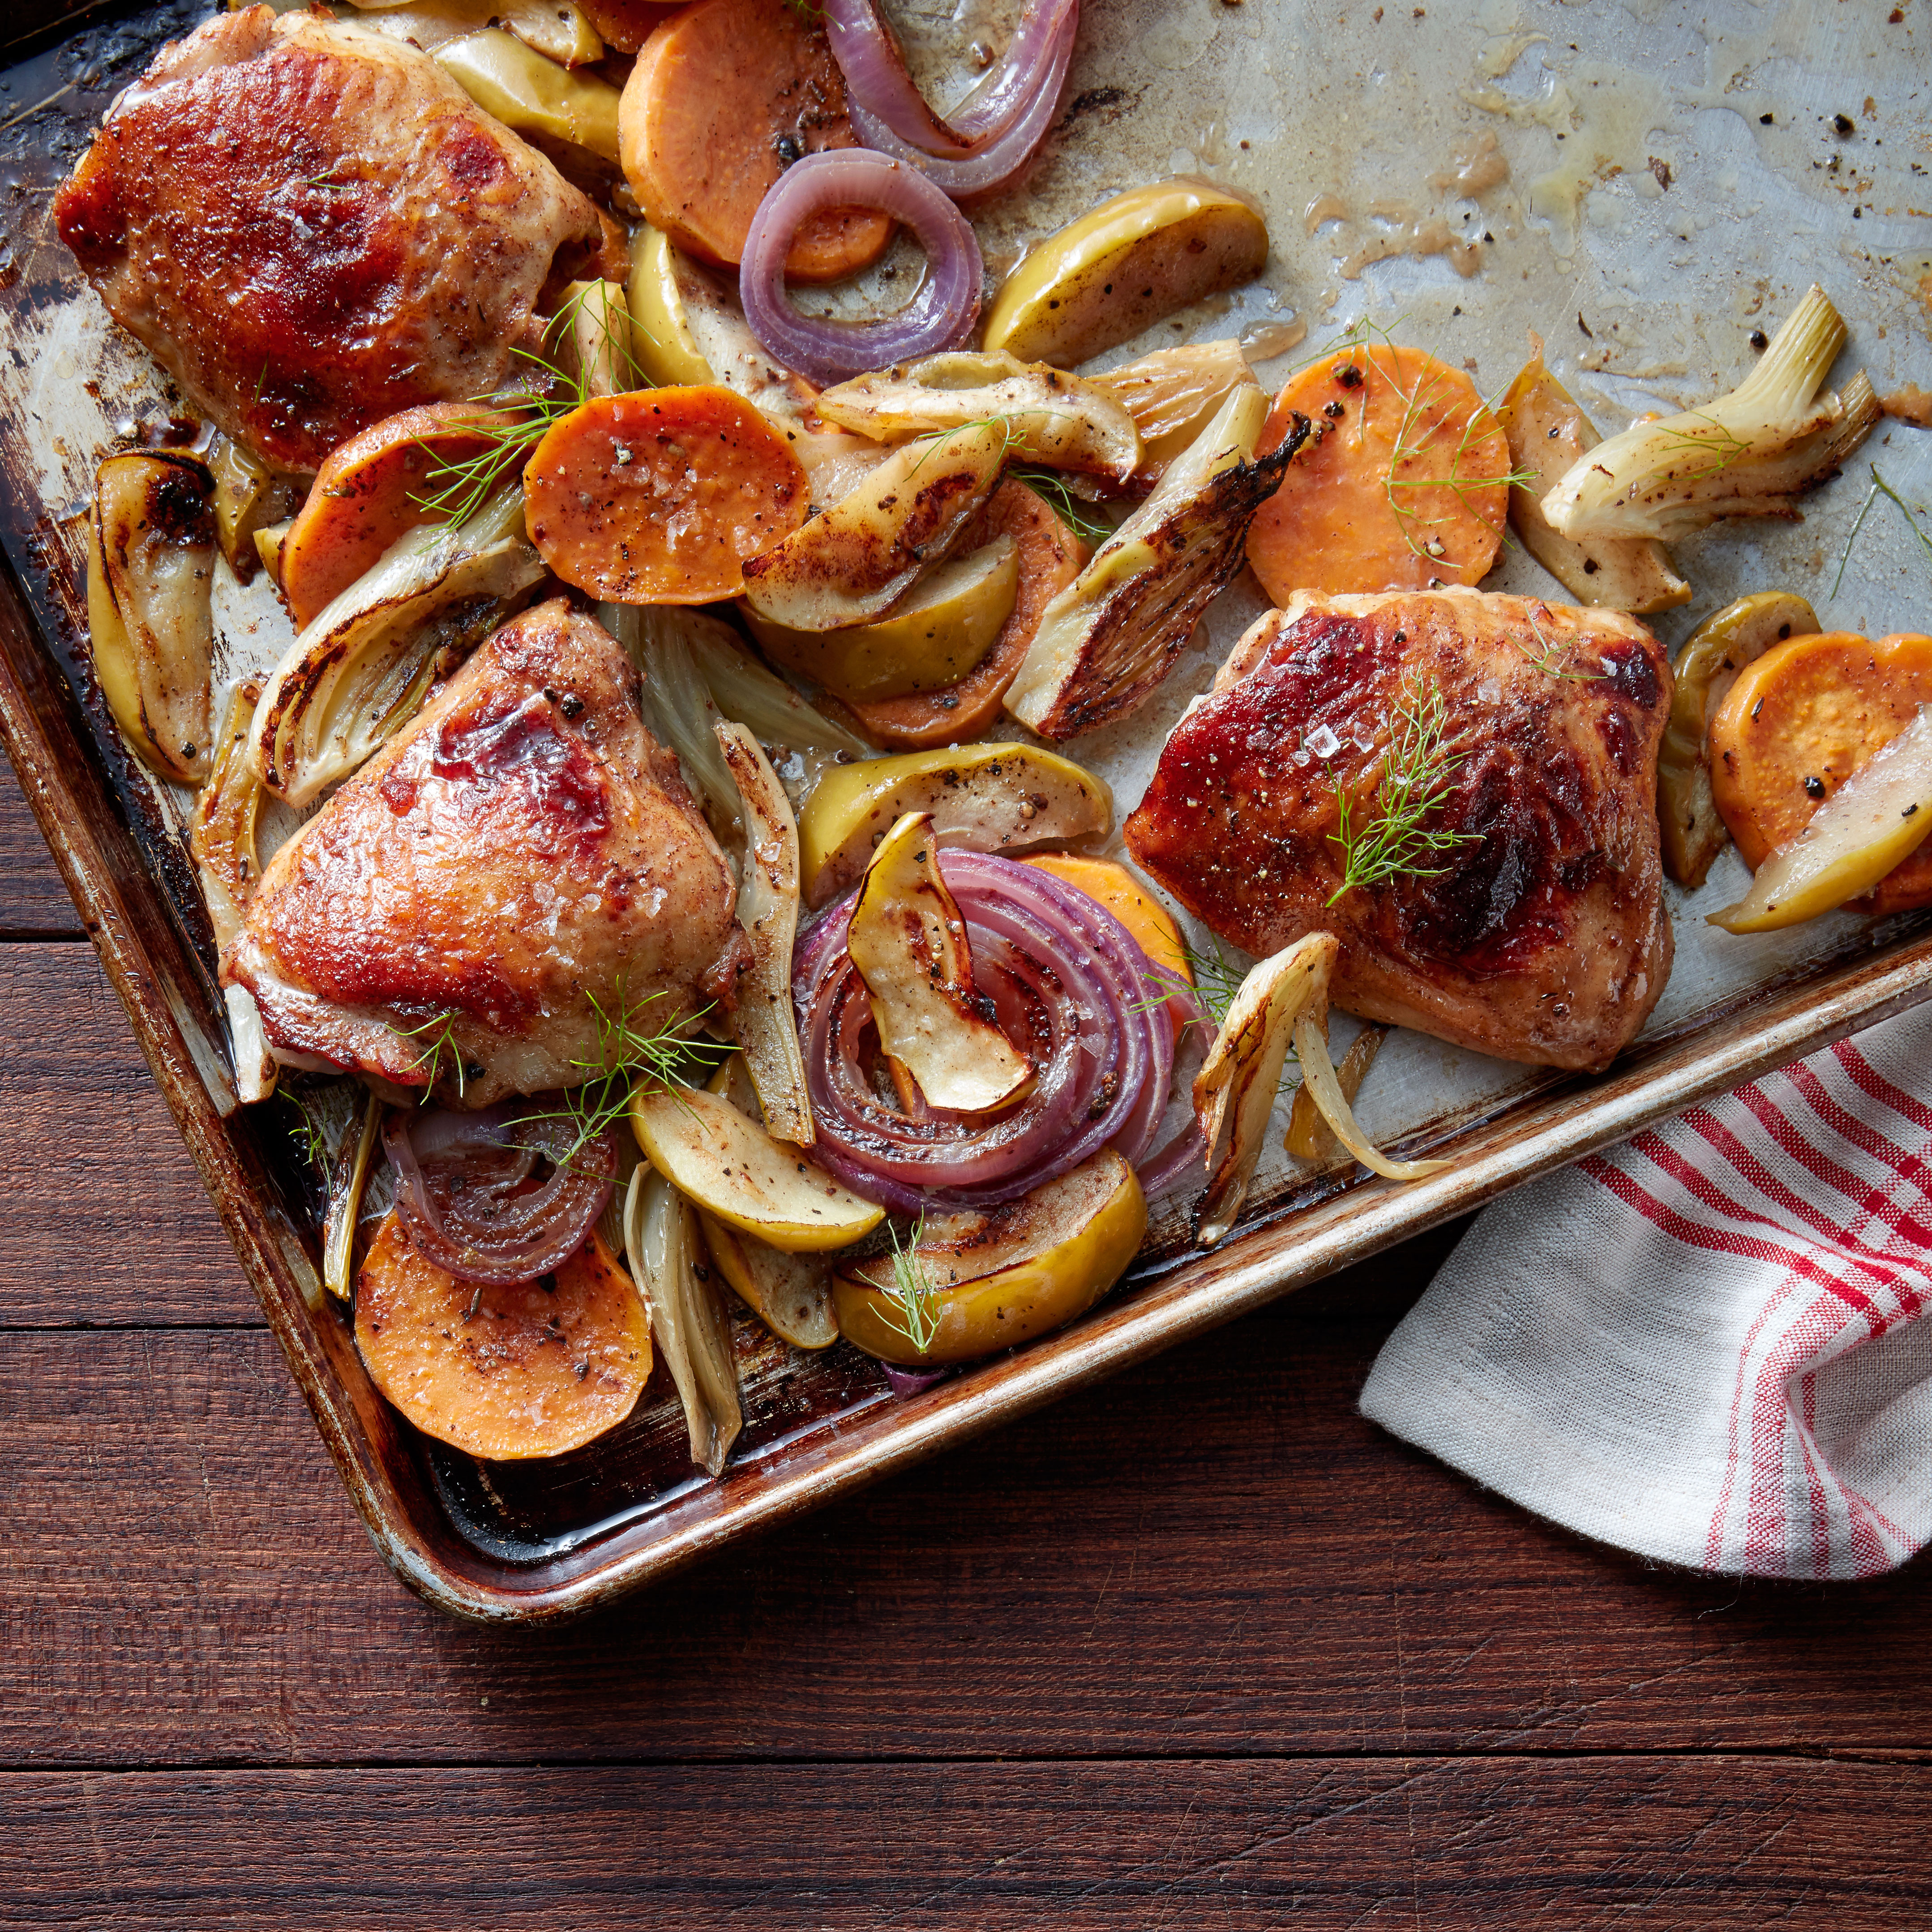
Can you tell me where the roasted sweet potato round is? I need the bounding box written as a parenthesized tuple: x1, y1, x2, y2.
(1247, 343, 1509, 602)
(355, 1214, 653, 1460)
(523, 386, 810, 603)
(1708, 630, 1932, 916)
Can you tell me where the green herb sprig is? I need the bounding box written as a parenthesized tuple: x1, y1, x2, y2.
(1831, 465, 1932, 599)
(412, 282, 653, 528)
(1514, 610, 1607, 684)
(398, 1011, 469, 1102)
(1326, 678, 1480, 905)
(1013, 466, 1117, 545)
(524, 984, 736, 1168)
(875, 1214, 944, 1354)
(280, 1090, 328, 1168)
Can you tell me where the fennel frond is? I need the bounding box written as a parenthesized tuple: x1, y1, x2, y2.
(1513, 610, 1606, 684)
(875, 1215, 944, 1354)
(1326, 678, 1480, 904)
(398, 1011, 469, 1102)
(1541, 285, 1880, 542)
(1831, 466, 1932, 598)
(1012, 466, 1116, 545)
(413, 282, 650, 527)
(522, 984, 734, 1168)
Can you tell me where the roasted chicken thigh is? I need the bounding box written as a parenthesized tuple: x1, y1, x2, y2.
(55, 7, 604, 473)
(1126, 588, 1674, 1071)
(226, 600, 744, 1104)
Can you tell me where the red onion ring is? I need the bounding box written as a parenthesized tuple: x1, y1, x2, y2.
(843, 11, 1076, 201)
(740, 150, 983, 386)
(381, 1103, 616, 1286)
(794, 851, 1177, 1212)
(823, 0, 1077, 157)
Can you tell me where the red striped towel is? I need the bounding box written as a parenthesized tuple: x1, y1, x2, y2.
(1360, 1007, 1932, 1578)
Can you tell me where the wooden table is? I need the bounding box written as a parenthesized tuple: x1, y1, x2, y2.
(2, 767, 1926, 1928)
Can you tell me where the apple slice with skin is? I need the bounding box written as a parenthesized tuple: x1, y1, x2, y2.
(798, 741, 1112, 909)
(739, 420, 1008, 634)
(694, 1058, 838, 1349)
(846, 811, 1032, 1116)
(834, 1150, 1147, 1366)
(630, 1086, 883, 1252)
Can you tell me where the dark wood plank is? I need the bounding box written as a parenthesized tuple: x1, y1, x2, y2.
(2, 1756, 1923, 1928)
(0, 760, 81, 938)
(0, 944, 253, 1325)
(5, 1301, 1929, 1768)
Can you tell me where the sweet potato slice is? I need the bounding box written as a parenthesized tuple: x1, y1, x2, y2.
(355, 1215, 652, 1460)
(524, 385, 810, 603)
(281, 403, 523, 632)
(827, 479, 1090, 750)
(1709, 630, 1932, 916)
(1247, 343, 1511, 602)
(618, 0, 890, 284)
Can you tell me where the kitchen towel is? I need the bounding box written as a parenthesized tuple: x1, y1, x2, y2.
(1361, 1004, 1932, 1578)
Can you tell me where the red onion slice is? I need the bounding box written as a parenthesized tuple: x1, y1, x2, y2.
(794, 851, 1177, 1213)
(382, 1103, 616, 1286)
(739, 150, 983, 386)
(844, 11, 1077, 201)
(823, 0, 1077, 157)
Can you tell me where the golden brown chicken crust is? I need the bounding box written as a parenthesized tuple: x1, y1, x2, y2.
(1125, 588, 1674, 1072)
(226, 600, 743, 1103)
(55, 7, 603, 473)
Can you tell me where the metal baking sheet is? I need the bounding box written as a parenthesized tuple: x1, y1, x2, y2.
(0, 0, 1927, 1617)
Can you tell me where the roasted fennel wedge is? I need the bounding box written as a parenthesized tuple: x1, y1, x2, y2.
(1192, 933, 1447, 1245)
(1495, 340, 1689, 615)
(1541, 285, 1880, 542)
(1005, 384, 1302, 741)
(251, 484, 543, 805)
(715, 721, 813, 1144)
(88, 450, 218, 784)
(623, 1166, 741, 1476)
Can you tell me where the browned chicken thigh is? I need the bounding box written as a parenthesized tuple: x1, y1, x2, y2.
(1126, 588, 1674, 1071)
(225, 600, 745, 1104)
(55, 7, 604, 473)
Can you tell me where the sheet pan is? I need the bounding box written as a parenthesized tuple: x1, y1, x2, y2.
(0, 0, 1927, 1617)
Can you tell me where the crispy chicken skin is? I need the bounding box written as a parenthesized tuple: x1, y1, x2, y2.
(54, 7, 603, 473)
(225, 600, 744, 1104)
(1125, 588, 1674, 1071)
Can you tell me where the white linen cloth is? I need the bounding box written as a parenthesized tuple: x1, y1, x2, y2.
(1360, 1006, 1932, 1578)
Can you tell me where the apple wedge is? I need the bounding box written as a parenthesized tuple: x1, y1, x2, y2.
(694, 1057, 839, 1349)
(700, 1214, 839, 1351)
(834, 1151, 1147, 1366)
(742, 537, 1019, 705)
(798, 741, 1112, 909)
(845, 811, 1032, 1115)
(630, 1085, 883, 1251)
(714, 721, 812, 1144)
(739, 420, 1008, 633)
(814, 351, 1142, 485)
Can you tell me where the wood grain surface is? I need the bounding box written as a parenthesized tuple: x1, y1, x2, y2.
(1, 771, 1925, 1926)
